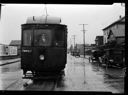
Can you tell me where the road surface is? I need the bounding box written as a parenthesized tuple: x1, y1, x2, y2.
(0, 54, 125, 93)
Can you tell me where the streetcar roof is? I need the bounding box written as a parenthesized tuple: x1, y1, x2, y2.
(26, 15, 61, 24)
(21, 23, 67, 27)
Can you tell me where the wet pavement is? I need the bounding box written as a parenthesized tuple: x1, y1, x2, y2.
(0, 54, 125, 93)
(0, 58, 20, 65)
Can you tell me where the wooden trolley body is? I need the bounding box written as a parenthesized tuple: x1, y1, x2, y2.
(21, 24, 67, 77)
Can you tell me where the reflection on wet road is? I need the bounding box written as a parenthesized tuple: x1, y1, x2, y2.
(0, 54, 125, 93)
(0, 61, 22, 90)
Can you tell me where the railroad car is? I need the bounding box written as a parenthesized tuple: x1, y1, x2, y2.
(0, 44, 17, 57)
(21, 16, 68, 78)
(0, 44, 8, 56)
(8, 46, 18, 56)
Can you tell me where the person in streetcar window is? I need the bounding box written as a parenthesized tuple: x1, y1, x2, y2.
(38, 34, 47, 46)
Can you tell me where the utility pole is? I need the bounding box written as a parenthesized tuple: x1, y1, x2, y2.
(79, 24, 88, 58)
(72, 35, 76, 49)
(70, 38, 72, 53)
(44, 4, 48, 23)
(79, 24, 88, 84)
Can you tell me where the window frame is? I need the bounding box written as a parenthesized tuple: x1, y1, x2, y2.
(34, 29, 52, 47)
(53, 28, 65, 47)
(22, 29, 33, 46)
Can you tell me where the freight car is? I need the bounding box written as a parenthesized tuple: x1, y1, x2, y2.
(0, 44, 8, 57)
(0, 44, 18, 60)
(21, 16, 67, 78)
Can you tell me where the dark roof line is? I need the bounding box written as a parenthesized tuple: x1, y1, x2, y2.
(95, 36, 103, 40)
(96, 36, 103, 38)
(9, 40, 21, 46)
(103, 16, 125, 30)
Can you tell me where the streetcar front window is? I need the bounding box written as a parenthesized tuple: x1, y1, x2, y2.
(34, 29, 52, 46)
(54, 28, 64, 46)
(23, 30, 32, 46)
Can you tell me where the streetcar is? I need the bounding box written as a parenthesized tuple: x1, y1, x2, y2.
(21, 16, 67, 78)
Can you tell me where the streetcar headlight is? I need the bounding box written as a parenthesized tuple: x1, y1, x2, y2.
(109, 59, 114, 62)
(40, 55, 44, 60)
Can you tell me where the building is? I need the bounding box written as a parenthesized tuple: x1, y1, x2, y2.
(102, 16, 125, 66)
(9, 40, 21, 56)
(76, 44, 93, 55)
(95, 36, 103, 46)
(102, 16, 125, 45)
(107, 27, 125, 45)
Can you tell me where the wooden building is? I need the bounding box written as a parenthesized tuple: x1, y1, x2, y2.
(103, 16, 125, 45)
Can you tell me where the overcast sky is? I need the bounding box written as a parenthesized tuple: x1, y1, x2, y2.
(0, 3, 125, 46)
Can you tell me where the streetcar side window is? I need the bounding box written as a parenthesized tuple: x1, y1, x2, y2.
(54, 28, 64, 46)
(23, 30, 32, 46)
(55, 31, 63, 41)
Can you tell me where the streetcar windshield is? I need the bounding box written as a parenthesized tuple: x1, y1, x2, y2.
(23, 30, 32, 46)
(34, 29, 52, 46)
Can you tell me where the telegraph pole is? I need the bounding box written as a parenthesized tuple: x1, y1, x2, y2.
(44, 4, 48, 23)
(79, 24, 88, 58)
(72, 35, 76, 49)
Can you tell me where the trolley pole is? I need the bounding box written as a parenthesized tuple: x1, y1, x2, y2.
(79, 24, 88, 58)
